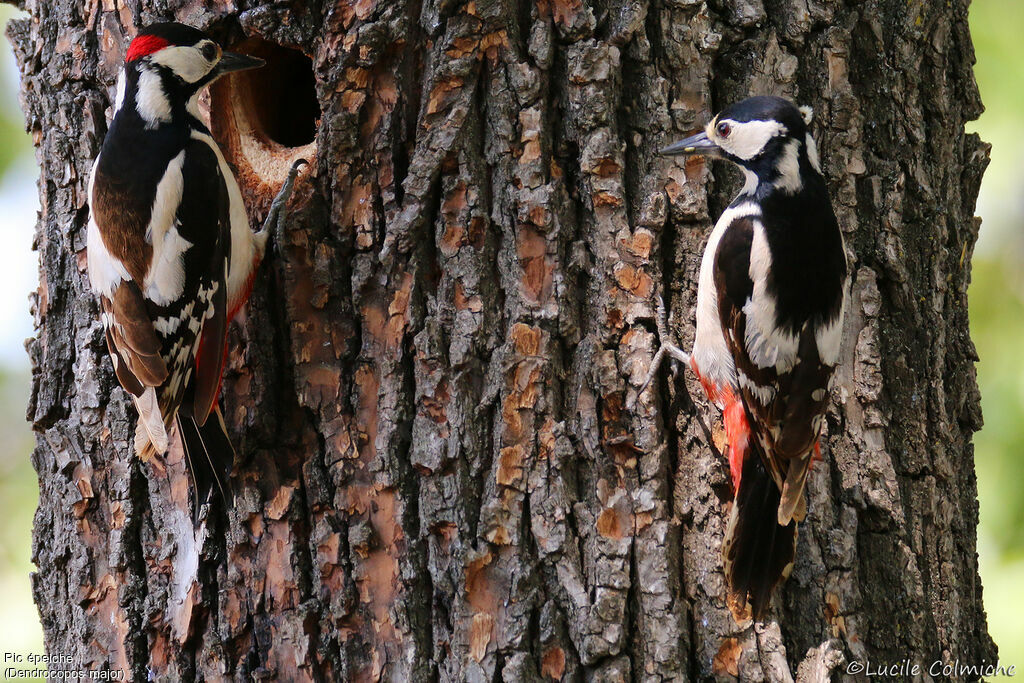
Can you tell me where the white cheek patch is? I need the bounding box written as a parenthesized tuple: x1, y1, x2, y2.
(149, 45, 214, 83)
(136, 69, 171, 127)
(714, 118, 788, 160)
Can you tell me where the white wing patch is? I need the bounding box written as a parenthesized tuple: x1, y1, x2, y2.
(145, 151, 185, 244)
(743, 222, 799, 372)
(739, 371, 776, 405)
(145, 222, 193, 306)
(154, 315, 182, 335)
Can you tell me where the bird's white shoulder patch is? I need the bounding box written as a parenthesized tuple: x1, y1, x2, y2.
(143, 152, 191, 306)
(145, 150, 186, 244)
(145, 223, 193, 306)
(743, 222, 799, 372)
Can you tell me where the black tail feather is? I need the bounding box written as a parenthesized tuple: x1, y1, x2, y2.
(177, 407, 235, 527)
(723, 452, 797, 620)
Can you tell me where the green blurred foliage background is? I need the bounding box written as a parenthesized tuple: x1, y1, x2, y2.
(966, 0, 1024, 668)
(0, 3, 44, 673)
(0, 1, 1020, 674)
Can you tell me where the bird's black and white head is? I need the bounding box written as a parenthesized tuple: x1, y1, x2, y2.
(662, 96, 822, 196)
(115, 23, 264, 127)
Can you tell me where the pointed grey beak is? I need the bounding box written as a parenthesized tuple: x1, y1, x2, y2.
(660, 131, 720, 157)
(217, 52, 265, 75)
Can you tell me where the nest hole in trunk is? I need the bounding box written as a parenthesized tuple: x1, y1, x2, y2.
(209, 36, 318, 210)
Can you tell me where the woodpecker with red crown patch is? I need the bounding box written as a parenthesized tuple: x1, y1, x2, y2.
(642, 96, 848, 619)
(87, 22, 305, 523)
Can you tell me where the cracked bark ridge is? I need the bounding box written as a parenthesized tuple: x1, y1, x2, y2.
(15, 0, 995, 680)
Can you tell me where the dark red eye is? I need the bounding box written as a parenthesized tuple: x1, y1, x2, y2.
(201, 42, 219, 61)
(716, 121, 731, 137)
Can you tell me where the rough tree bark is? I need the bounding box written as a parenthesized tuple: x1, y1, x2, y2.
(12, 0, 995, 680)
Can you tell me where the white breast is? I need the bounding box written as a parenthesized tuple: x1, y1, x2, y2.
(692, 201, 760, 393)
(190, 130, 256, 309)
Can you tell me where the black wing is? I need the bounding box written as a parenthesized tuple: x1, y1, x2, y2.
(713, 216, 835, 521)
(142, 138, 230, 438)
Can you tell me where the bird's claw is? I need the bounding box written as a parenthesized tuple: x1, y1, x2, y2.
(630, 295, 691, 411)
(262, 158, 308, 250)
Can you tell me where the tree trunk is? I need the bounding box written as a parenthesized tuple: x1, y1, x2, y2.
(13, 0, 996, 680)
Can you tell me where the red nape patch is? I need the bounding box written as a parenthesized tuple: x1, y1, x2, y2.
(126, 35, 170, 61)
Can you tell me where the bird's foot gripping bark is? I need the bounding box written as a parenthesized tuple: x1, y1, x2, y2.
(631, 295, 691, 409)
(258, 158, 308, 253)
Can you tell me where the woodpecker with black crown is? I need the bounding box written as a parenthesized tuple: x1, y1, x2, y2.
(644, 96, 848, 619)
(87, 22, 304, 522)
